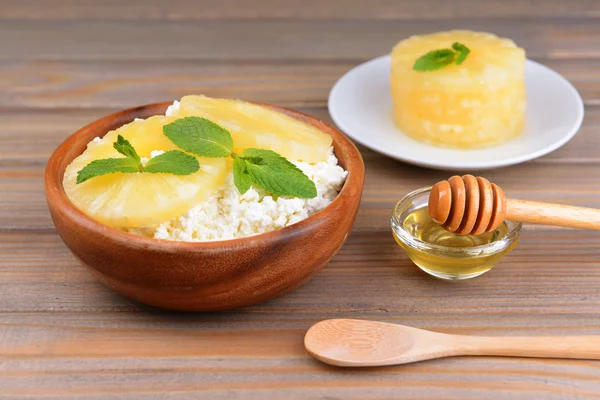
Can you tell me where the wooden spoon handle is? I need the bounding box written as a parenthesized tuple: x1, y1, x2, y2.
(453, 335, 600, 360)
(507, 198, 600, 230)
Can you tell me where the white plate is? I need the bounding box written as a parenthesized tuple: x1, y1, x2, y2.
(328, 55, 584, 170)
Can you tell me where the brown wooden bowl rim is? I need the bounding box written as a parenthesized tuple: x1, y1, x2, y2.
(45, 101, 365, 251)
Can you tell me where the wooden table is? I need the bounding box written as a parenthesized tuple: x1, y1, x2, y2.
(2, 1, 600, 398)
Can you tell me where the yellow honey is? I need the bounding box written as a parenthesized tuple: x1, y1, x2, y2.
(391, 187, 522, 280)
(394, 207, 516, 280)
(391, 30, 526, 148)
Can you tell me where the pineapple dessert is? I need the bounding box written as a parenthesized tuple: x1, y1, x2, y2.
(391, 30, 526, 148)
(63, 96, 348, 241)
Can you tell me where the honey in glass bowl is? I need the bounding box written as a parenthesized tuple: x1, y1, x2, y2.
(391, 187, 521, 280)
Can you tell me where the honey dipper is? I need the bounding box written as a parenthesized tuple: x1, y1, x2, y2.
(428, 175, 600, 235)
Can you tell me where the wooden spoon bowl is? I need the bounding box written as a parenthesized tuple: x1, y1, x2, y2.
(45, 102, 364, 311)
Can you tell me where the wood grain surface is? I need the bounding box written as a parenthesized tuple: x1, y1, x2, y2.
(1, 0, 600, 398)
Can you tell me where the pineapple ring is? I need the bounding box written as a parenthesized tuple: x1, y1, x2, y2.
(63, 116, 231, 228)
(170, 95, 332, 163)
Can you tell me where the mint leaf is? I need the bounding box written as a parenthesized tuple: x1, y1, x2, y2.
(163, 116, 233, 158)
(452, 42, 470, 65)
(413, 42, 471, 71)
(143, 150, 200, 175)
(413, 48, 455, 72)
(113, 135, 142, 169)
(233, 157, 252, 194)
(240, 148, 317, 198)
(76, 158, 140, 184)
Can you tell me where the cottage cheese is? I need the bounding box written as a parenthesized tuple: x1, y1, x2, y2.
(165, 100, 180, 116)
(130, 147, 347, 241)
(140, 150, 165, 166)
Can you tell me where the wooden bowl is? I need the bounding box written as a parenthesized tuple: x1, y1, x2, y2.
(45, 102, 365, 311)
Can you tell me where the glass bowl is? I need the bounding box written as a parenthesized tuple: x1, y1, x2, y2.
(391, 187, 522, 280)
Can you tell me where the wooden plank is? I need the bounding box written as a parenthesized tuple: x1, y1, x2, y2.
(2, 19, 600, 61)
(2, 104, 600, 170)
(2, 59, 600, 110)
(2, 230, 600, 314)
(0, 354, 597, 399)
(1, 230, 600, 398)
(3, 160, 600, 231)
(1, 108, 123, 167)
(2, 0, 600, 21)
(1, 343, 599, 400)
(0, 61, 342, 109)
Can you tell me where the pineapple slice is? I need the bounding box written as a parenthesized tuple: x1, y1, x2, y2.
(391, 30, 526, 148)
(168, 95, 332, 163)
(63, 116, 231, 228)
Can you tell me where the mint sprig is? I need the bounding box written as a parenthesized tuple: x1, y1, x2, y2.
(162, 117, 317, 198)
(76, 135, 199, 184)
(413, 42, 471, 72)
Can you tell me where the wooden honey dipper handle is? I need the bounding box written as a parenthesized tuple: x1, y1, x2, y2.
(505, 199, 600, 230)
(429, 175, 600, 235)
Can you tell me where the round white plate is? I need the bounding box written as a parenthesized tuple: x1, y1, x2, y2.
(328, 55, 584, 170)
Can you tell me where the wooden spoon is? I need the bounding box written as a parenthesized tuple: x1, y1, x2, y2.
(305, 319, 600, 367)
(428, 175, 600, 235)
